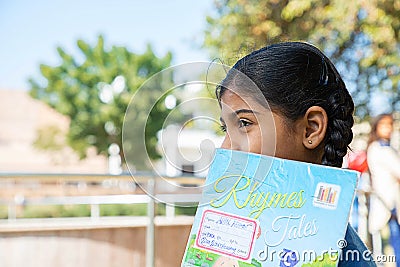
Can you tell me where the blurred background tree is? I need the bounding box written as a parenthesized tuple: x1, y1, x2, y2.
(29, 35, 173, 169)
(204, 0, 400, 119)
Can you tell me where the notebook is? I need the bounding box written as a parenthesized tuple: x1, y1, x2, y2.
(181, 148, 358, 267)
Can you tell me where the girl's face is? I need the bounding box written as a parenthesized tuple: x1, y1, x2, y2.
(376, 116, 393, 141)
(219, 90, 307, 161)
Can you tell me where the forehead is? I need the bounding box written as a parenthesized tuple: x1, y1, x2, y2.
(220, 89, 268, 112)
(379, 116, 393, 124)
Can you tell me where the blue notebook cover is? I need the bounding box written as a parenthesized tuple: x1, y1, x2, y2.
(181, 148, 358, 267)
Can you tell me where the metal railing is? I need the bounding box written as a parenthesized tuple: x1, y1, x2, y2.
(1, 192, 202, 221)
(0, 173, 204, 218)
(0, 173, 204, 267)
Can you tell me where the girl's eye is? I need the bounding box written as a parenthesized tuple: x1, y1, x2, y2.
(220, 124, 227, 132)
(239, 119, 252, 128)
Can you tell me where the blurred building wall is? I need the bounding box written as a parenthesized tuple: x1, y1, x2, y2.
(0, 90, 107, 173)
(0, 217, 192, 267)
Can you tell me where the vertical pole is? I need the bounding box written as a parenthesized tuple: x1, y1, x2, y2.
(8, 204, 16, 221)
(91, 204, 100, 220)
(166, 204, 175, 219)
(146, 177, 155, 267)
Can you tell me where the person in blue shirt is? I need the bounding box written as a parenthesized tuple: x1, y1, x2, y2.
(216, 41, 377, 266)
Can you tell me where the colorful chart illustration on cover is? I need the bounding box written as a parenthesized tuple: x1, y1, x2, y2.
(181, 149, 358, 267)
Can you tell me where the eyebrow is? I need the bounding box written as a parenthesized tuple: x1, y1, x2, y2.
(234, 109, 259, 115)
(220, 109, 260, 123)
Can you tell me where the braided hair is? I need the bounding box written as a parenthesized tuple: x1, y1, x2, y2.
(216, 42, 354, 167)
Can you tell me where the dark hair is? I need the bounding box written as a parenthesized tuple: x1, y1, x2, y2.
(367, 113, 393, 146)
(216, 42, 354, 167)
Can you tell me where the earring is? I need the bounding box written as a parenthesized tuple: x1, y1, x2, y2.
(308, 140, 313, 144)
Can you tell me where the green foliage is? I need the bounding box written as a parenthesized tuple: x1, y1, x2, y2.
(0, 203, 171, 219)
(22, 205, 91, 218)
(100, 204, 148, 216)
(100, 203, 168, 216)
(29, 36, 173, 169)
(0, 206, 7, 219)
(175, 206, 197, 216)
(33, 125, 65, 151)
(204, 0, 400, 119)
(0, 202, 195, 219)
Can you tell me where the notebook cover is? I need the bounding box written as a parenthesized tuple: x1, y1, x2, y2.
(181, 148, 358, 267)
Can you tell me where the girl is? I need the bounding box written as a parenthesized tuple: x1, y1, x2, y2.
(367, 113, 400, 266)
(217, 42, 376, 266)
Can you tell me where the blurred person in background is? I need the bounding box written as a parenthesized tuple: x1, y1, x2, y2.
(367, 113, 400, 266)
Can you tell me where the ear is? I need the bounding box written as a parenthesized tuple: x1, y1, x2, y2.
(302, 106, 328, 149)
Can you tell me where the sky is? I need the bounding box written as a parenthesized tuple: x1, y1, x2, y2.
(0, 0, 214, 90)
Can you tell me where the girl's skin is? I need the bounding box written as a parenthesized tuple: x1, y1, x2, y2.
(376, 115, 393, 141)
(219, 89, 328, 164)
